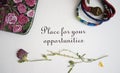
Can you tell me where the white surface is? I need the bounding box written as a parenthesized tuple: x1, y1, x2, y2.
(0, 0, 120, 73)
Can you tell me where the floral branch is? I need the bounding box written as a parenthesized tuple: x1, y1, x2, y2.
(17, 49, 51, 63)
(17, 49, 108, 73)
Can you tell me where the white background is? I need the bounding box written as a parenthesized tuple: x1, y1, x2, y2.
(0, 0, 120, 73)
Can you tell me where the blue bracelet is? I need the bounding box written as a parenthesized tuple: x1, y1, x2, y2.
(76, 0, 103, 26)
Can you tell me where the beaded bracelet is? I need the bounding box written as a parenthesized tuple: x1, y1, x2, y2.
(76, 0, 103, 26)
(81, 0, 116, 22)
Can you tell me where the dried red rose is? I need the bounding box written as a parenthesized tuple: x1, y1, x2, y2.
(17, 49, 28, 60)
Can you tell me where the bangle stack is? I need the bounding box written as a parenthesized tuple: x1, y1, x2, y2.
(76, 0, 116, 26)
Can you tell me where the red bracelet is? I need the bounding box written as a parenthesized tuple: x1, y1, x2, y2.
(81, 0, 116, 19)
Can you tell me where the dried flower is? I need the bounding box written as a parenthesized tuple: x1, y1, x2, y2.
(98, 61, 104, 67)
(17, 49, 28, 63)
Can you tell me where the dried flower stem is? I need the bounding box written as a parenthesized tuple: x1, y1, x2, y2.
(47, 50, 79, 59)
(28, 59, 51, 62)
(17, 49, 108, 73)
(46, 49, 108, 63)
(44, 49, 108, 73)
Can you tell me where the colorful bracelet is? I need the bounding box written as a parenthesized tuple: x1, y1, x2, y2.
(76, 0, 103, 26)
(76, 0, 116, 26)
(81, 0, 116, 22)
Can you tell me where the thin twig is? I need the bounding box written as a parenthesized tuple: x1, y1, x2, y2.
(28, 59, 51, 62)
(47, 50, 79, 59)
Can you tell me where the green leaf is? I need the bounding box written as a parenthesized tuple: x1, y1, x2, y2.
(69, 60, 74, 66)
(0, 15, 3, 19)
(22, 22, 31, 32)
(9, 0, 14, 6)
(27, 7, 31, 11)
(42, 54, 48, 59)
(4, 25, 10, 31)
